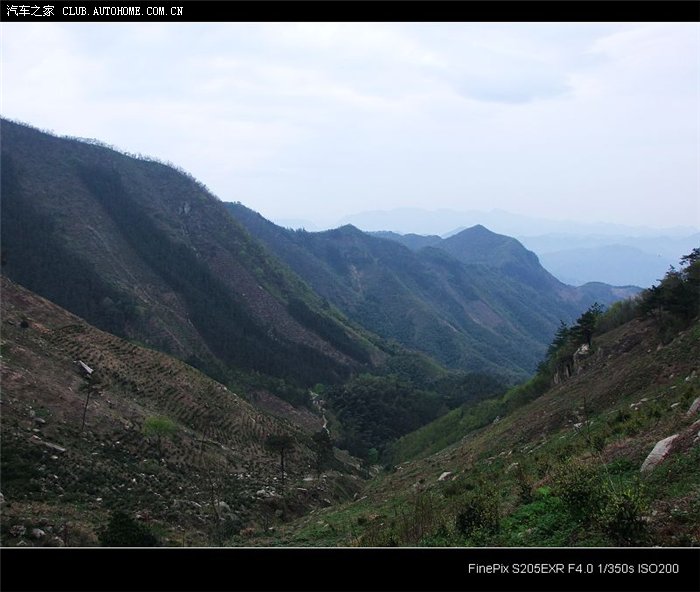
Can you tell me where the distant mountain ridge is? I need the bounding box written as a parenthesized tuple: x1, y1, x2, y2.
(226, 203, 640, 379)
(339, 207, 698, 238)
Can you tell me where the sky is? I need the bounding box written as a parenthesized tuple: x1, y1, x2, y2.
(2, 22, 699, 231)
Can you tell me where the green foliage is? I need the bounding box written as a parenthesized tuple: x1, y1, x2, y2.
(99, 511, 160, 547)
(326, 374, 446, 459)
(143, 416, 177, 457)
(595, 297, 640, 334)
(551, 461, 604, 522)
(143, 416, 177, 438)
(454, 486, 500, 538)
(638, 248, 700, 337)
(596, 482, 649, 546)
(551, 462, 650, 546)
(391, 374, 543, 463)
(286, 297, 371, 364)
(572, 302, 604, 347)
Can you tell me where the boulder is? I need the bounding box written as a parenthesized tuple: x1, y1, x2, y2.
(438, 471, 452, 482)
(687, 397, 700, 417)
(640, 434, 679, 473)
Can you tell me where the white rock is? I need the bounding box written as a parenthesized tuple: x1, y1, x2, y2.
(687, 397, 700, 417)
(30, 528, 46, 539)
(438, 471, 452, 481)
(641, 434, 679, 473)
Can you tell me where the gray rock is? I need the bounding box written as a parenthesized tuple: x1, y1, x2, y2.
(10, 525, 26, 537)
(438, 471, 452, 481)
(30, 528, 46, 540)
(687, 397, 700, 417)
(641, 434, 679, 473)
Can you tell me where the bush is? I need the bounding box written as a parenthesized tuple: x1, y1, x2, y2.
(99, 511, 160, 547)
(551, 461, 603, 521)
(454, 487, 500, 537)
(597, 483, 649, 546)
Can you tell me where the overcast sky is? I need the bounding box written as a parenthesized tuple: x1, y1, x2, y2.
(2, 22, 699, 230)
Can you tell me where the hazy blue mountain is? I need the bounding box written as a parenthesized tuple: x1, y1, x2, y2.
(536, 244, 672, 287)
(516, 234, 700, 287)
(339, 207, 697, 238)
(370, 231, 442, 251)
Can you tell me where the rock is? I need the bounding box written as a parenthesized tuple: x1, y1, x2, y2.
(30, 528, 46, 540)
(10, 525, 26, 537)
(506, 462, 519, 473)
(16, 540, 27, 547)
(687, 397, 700, 417)
(215, 501, 232, 518)
(641, 434, 679, 473)
(30, 438, 66, 454)
(438, 471, 452, 482)
(0, 492, 4, 505)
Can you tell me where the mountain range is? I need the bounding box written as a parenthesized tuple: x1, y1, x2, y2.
(227, 202, 639, 379)
(327, 207, 699, 288)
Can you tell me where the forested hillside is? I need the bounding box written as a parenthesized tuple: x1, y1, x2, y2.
(226, 203, 639, 379)
(1, 119, 382, 392)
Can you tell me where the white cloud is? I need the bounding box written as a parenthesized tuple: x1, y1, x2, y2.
(1, 22, 697, 229)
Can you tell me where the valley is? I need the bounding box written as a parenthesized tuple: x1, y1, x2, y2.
(0, 120, 697, 548)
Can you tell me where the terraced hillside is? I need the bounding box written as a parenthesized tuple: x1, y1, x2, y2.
(0, 277, 364, 546)
(242, 315, 700, 547)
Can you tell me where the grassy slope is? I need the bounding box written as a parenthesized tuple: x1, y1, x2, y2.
(248, 316, 699, 547)
(0, 277, 365, 546)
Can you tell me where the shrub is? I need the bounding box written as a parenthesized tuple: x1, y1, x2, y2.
(99, 511, 160, 547)
(551, 461, 603, 521)
(597, 482, 649, 546)
(454, 487, 500, 537)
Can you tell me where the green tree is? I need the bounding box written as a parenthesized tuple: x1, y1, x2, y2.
(573, 302, 604, 348)
(143, 416, 177, 458)
(265, 434, 294, 489)
(311, 429, 334, 475)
